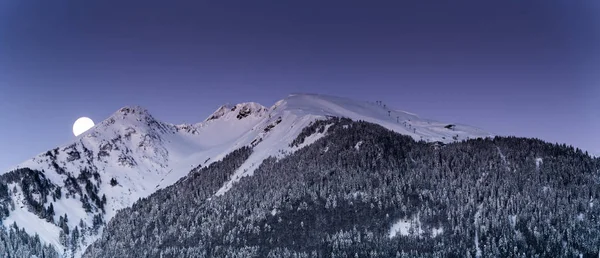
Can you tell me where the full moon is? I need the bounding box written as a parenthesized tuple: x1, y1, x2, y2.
(73, 117, 95, 136)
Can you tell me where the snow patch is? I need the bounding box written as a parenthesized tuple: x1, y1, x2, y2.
(535, 158, 543, 170)
(354, 141, 363, 150)
(388, 215, 424, 238)
(349, 191, 366, 199)
(432, 227, 444, 237)
(509, 215, 517, 228)
(496, 147, 511, 172)
(475, 230, 482, 258)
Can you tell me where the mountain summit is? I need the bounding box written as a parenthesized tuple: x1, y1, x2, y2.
(1, 94, 490, 257)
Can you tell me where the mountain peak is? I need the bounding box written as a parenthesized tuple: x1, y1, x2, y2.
(117, 105, 151, 117)
(205, 102, 267, 122)
(93, 105, 174, 138)
(205, 104, 234, 121)
(106, 106, 160, 124)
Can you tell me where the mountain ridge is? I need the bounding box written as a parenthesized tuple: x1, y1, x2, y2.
(0, 93, 492, 257)
(83, 118, 600, 257)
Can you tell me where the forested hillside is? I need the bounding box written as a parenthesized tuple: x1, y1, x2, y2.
(0, 168, 64, 257)
(84, 118, 600, 257)
(0, 223, 58, 258)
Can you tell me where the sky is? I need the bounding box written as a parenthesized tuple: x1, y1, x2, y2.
(0, 0, 598, 171)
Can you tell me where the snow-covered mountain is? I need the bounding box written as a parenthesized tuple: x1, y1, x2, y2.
(0, 93, 491, 257)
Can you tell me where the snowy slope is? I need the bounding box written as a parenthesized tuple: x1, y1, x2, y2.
(1, 93, 491, 257)
(278, 94, 489, 143)
(3, 104, 270, 257)
(214, 94, 490, 196)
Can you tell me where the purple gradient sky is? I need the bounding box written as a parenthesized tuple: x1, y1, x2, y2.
(0, 0, 598, 171)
